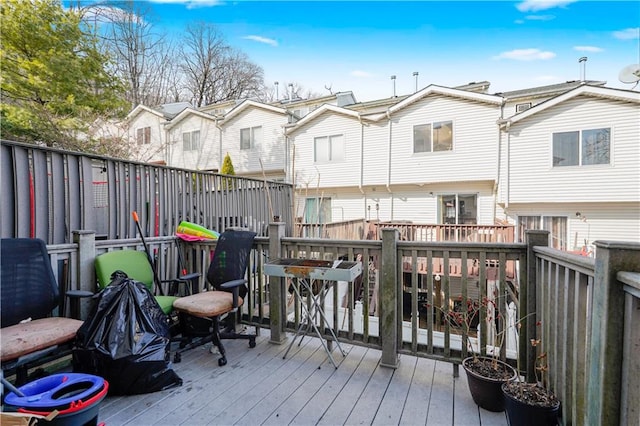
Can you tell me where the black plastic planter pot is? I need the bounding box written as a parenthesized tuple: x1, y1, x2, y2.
(502, 382, 561, 426)
(462, 356, 517, 412)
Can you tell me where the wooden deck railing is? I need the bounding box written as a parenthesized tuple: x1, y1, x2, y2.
(527, 231, 640, 426)
(41, 228, 638, 426)
(295, 219, 515, 243)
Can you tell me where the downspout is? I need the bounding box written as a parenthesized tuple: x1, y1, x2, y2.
(358, 115, 366, 221)
(358, 115, 365, 195)
(494, 99, 506, 221)
(386, 108, 393, 220)
(215, 116, 223, 171)
(506, 123, 511, 209)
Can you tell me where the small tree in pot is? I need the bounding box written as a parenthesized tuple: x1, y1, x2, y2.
(434, 292, 519, 412)
(502, 323, 561, 425)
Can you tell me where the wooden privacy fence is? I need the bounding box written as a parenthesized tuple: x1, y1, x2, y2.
(1, 140, 293, 245)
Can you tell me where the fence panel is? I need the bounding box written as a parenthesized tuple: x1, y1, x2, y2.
(1, 140, 293, 243)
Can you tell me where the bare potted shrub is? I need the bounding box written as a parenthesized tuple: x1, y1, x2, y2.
(437, 293, 518, 412)
(501, 323, 561, 425)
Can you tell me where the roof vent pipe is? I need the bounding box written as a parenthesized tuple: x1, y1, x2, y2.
(390, 75, 396, 97)
(579, 57, 587, 82)
(274, 81, 279, 100)
(288, 83, 294, 101)
(413, 71, 419, 93)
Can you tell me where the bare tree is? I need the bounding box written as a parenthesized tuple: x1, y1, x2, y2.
(180, 22, 264, 107)
(80, 1, 181, 108)
(180, 22, 227, 107)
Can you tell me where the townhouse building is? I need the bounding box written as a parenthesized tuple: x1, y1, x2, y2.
(116, 80, 639, 249)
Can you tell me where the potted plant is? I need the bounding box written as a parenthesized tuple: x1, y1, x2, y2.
(501, 324, 561, 425)
(436, 293, 518, 412)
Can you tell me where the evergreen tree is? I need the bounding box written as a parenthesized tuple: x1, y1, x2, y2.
(0, 0, 126, 151)
(221, 152, 235, 189)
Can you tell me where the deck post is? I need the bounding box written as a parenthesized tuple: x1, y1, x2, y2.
(525, 230, 548, 381)
(586, 241, 640, 425)
(73, 230, 96, 320)
(268, 221, 287, 345)
(380, 228, 399, 368)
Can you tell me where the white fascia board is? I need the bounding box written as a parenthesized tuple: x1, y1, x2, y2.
(285, 104, 362, 136)
(222, 99, 286, 123)
(372, 85, 503, 121)
(125, 105, 165, 122)
(165, 108, 217, 130)
(502, 85, 640, 128)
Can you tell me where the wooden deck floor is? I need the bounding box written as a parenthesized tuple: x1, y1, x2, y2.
(98, 331, 508, 425)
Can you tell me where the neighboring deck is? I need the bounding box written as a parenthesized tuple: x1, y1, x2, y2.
(99, 331, 508, 425)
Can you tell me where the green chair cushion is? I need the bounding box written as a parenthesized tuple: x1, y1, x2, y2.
(95, 249, 176, 314)
(155, 295, 179, 315)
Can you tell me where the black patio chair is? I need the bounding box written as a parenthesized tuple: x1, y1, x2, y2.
(0, 238, 84, 385)
(172, 229, 257, 366)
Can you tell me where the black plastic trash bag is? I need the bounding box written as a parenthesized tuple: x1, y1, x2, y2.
(72, 271, 182, 395)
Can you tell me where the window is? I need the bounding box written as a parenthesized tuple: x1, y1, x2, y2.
(182, 130, 200, 151)
(304, 197, 331, 224)
(518, 216, 567, 250)
(314, 135, 345, 163)
(240, 126, 262, 150)
(136, 127, 150, 145)
(413, 120, 453, 153)
(552, 128, 610, 167)
(439, 194, 477, 224)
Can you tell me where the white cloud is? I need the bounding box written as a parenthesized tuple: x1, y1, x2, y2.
(148, 0, 223, 9)
(525, 14, 555, 21)
(351, 70, 372, 78)
(516, 0, 577, 12)
(493, 48, 556, 61)
(613, 27, 640, 40)
(243, 35, 278, 47)
(574, 46, 603, 53)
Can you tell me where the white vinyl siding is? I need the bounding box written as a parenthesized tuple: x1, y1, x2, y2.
(166, 114, 219, 170)
(293, 113, 361, 188)
(386, 96, 500, 186)
(127, 111, 167, 164)
(221, 107, 286, 176)
(505, 97, 638, 203)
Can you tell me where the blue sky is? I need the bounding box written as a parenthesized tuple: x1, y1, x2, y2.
(78, 0, 640, 101)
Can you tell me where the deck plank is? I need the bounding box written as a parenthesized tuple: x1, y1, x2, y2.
(94, 332, 509, 425)
(316, 347, 380, 425)
(426, 359, 456, 425)
(399, 356, 436, 425)
(372, 354, 417, 425)
(288, 344, 368, 425)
